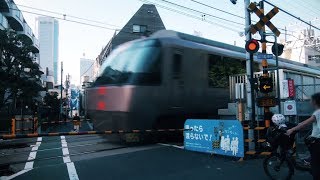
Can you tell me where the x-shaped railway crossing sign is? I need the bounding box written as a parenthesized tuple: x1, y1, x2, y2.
(248, 3, 281, 37)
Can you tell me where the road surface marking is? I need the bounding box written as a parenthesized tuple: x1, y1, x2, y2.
(66, 162, 79, 180)
(158, 143, 184, 149)
(24, 137, 42, 170)
(86, 121, 93, 130)
(60, 136, 79, 180)
(0, 169, 32, 180)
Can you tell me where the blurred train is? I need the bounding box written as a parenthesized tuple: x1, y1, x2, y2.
(86, 30, 320, 132)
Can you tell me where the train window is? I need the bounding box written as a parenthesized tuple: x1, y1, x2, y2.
(172, 53, 182, 78)
(93, 40, 162, 86)
(208, 54, 246, 88)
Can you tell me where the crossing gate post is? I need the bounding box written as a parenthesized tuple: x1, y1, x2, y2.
(11, 117, 15, 135)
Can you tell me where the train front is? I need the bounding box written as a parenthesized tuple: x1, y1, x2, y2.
(86, 39, 163, 131)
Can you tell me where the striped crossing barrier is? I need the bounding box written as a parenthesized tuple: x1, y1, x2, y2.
(41, 119, 91, 125)
(0, 129, 187, 140)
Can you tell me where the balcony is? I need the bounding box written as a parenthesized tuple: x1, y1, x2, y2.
(32, 35, 40, 53)
(0, 0, 10, 13)
(3, 3, 24, 31)
(0, 13, 8, 30)
(17, 22, 33, 42)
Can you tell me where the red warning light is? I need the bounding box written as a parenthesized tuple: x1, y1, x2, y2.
(245, 39, 260, 54)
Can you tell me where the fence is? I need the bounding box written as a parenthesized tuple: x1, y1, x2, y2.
(295, 84, 320, 101)
(229, 72, 277, 101)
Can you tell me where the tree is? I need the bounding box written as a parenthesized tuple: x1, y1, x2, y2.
(0, 29, 44, 113)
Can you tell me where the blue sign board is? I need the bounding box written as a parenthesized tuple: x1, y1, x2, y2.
(184, 119, 244, 158)
(257, 53, 273, 60)
(70, 89, 79, 110)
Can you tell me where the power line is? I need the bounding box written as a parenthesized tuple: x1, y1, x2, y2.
(13, 8, 119, 31)
(16, 4, 121, 28)
(287, 0, 320, 18)
(155, 0, 244, 26)
(190, 0, 244, 19)
(189, 0, 296, 34)
(80, 62, 95, 77)
(140, 0, 241, 32)
(263, 0, 320, 31)
(9, 7, 151, 38)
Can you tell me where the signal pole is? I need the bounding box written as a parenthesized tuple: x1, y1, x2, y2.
(244, 0, 255, 151)
(259, 1, 272, 127)
(59, 61, 63, 122)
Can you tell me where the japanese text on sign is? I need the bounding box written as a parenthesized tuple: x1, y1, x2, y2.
(184, 119, 244, 158)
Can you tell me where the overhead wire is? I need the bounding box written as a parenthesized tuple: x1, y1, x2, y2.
(190, 0, 244, 19)
(16, 0, 302, 40)
(8, 7, 155, 39)
(154, 0, 244, 26)
(284, 0, 320, 18)
(80, 62, 95, 77)
(16, 4, 121, 28)
(139, 0, 242, 33)
(263, 0, 320, 31)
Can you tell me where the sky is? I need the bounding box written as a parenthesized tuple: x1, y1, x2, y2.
(14, 0, 320, 85)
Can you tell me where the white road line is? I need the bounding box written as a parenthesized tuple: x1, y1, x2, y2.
(24, 137, 42, 170)
(66, 162, 79, 180)
(0, 169, 32, 180)
(86, 121, 93, 130)
(60, 136, 79, 180)
(158, 143, 184, 149)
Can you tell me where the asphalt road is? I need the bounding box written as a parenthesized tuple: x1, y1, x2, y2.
(0, 134, 312, 180)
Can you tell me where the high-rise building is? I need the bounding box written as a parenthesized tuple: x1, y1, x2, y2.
(38, 17, 59, 84)
(80, 58, 94, 85)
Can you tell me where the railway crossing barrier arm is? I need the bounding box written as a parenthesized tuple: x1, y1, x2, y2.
(0, 129, 190, 140)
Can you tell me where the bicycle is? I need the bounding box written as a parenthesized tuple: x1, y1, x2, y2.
(263, 124, 311, 180)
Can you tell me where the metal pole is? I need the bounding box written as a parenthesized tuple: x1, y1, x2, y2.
(244, 0, 255, 151)
(59, 61, 63, 121)
(275, 36, 281, 113)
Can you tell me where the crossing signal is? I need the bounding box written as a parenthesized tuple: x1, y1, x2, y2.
(245, 39, 260, 54)
(272, 44, 284, 56)
(259, 76, 273, 94)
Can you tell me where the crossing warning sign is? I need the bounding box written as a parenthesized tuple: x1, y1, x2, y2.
(248, 3, 281, 37)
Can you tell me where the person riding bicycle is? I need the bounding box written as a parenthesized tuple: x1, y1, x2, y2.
(286, 92, 320, 180)
(266, 114, 295, 153)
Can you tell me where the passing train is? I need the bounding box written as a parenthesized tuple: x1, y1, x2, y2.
(86, 30, 320, 132)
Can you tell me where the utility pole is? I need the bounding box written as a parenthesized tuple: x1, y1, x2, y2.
(244, 0, 255, 151)
(59, 61, 63, 121)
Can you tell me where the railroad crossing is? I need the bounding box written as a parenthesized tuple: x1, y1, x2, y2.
(0, 133, 311, 180)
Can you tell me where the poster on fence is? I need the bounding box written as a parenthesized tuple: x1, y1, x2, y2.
(184, 119, 244, 158)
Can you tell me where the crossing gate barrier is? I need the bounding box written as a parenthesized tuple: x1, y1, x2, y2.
(1, 129, 187, 140)
(11, 115, 38, 135)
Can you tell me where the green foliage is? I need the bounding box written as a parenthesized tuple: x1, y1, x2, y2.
(208, 55, 246, 88)
(0, 29, 43, 111)
(43, 92, 60, 111)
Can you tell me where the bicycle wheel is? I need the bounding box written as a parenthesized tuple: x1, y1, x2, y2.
(263, 154, 294, 180)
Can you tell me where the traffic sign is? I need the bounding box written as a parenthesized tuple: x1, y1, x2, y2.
(257, 53, 273, 60)
(259, 76, 273, 93)
(248, 3, 281, 37)
(284, 100, 297, 115)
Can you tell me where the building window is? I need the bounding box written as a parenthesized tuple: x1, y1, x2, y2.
(132, 25, 147, 33)
(308, 55, 320, 63)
